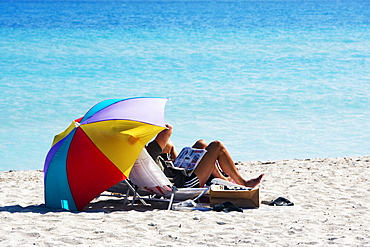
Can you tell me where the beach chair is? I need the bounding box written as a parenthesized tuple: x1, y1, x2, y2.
(108, 148, 209, 210)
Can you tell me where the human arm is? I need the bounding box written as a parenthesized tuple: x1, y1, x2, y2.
(154, 124, 173, 150)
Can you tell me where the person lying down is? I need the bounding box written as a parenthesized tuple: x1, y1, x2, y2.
(145, 124, 264, 189)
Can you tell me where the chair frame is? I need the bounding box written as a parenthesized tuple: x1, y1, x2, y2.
(105, 180, 209, 210)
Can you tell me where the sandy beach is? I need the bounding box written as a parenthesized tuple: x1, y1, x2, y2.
(1, 156, 370, 246)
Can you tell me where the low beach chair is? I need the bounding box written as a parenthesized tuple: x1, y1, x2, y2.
(108, 148, 209, 210)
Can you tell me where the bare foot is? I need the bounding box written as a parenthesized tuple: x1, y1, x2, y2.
(244, 174, 264, 188)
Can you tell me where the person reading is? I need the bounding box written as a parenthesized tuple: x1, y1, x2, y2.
(145, 124, 264, 189)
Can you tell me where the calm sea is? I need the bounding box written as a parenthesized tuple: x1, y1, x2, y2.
(1, 0, 370, 171)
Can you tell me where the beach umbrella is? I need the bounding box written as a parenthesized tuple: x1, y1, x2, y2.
(44, 97, 168, 211)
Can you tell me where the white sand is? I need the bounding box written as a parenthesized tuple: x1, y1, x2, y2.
(1, 156, 370, 246)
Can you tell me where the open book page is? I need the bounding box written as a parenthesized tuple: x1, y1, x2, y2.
(173, 147, 207, 175)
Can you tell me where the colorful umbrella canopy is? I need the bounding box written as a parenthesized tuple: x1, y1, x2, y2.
(44, 97, 168, 211)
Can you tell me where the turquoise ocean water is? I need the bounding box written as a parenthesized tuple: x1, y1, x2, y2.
(1, 0, 370, 171)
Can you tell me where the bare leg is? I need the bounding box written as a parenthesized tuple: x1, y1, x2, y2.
(193, 140, 264, 188)
(192, 140, 231, 181)
(192, 139, 208, 149)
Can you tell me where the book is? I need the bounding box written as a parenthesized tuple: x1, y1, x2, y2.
(173, 147, 207, 176)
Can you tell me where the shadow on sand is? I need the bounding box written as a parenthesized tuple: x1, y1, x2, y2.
(0, 197, 168, 214)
